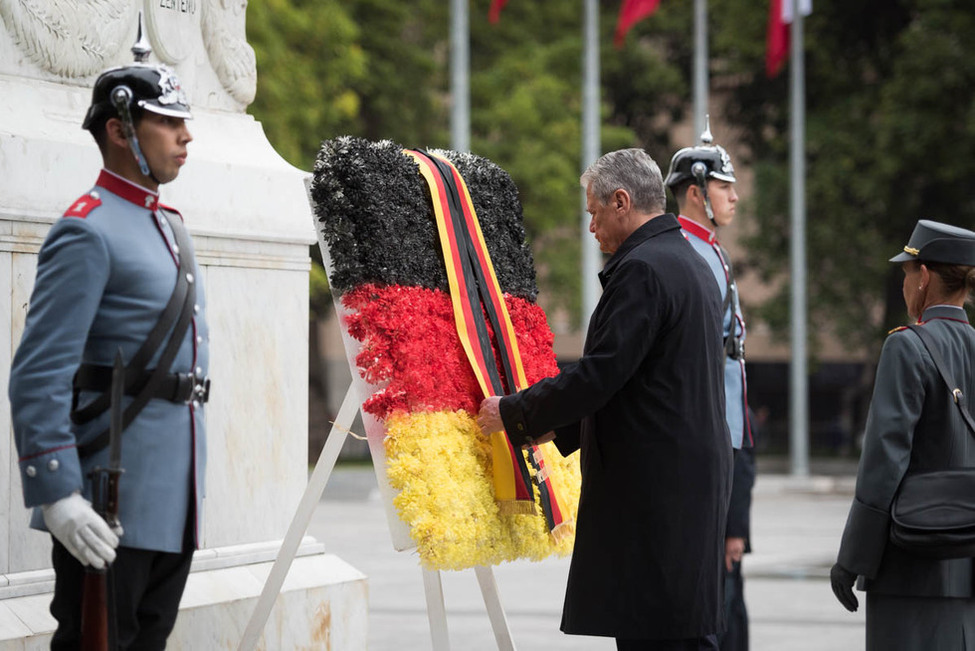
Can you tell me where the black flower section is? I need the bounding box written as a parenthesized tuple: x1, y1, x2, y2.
(311, 136, 538, 301)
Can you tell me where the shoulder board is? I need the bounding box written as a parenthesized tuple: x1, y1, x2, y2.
(63, 192, 102, 218)
(887, 325, 909, 335)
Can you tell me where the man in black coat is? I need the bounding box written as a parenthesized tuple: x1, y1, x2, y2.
(478, 148, 733, 650)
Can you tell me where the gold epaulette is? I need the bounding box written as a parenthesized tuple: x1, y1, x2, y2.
(887, 325, 909, 335)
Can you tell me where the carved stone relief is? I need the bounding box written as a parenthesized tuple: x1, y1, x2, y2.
(0, 0, 134, 77)
(144, 0, 199, 64)
(201, 0, 256, 106)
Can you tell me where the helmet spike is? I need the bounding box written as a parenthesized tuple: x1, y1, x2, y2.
(132, 11, 151, 63)
(699, 114, 713, 146)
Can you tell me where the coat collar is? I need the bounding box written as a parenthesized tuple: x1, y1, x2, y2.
(599, 213, 680, 286)
(919, 304, 971, 325)
(677, 214, 717, 244)
(96, 169, 160, 211)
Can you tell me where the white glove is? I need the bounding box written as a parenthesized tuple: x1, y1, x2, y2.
(41, 492, 119, 569)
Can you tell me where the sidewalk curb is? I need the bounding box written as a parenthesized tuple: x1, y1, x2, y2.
(755, 473, 856, 496)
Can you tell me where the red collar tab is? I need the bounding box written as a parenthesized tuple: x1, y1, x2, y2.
(96, 169, 159, 211)
(678, 215, 717, 244)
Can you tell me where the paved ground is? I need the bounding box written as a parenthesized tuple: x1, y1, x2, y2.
(307, 457, 866, 650)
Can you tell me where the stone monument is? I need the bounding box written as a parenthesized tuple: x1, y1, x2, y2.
(0, 1, 366, 646)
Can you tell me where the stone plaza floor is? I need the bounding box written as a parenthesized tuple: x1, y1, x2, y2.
(308, 458, 866, 651)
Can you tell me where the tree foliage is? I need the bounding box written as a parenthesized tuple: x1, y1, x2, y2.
(705, 0, 975, 353)
(247, 0, 975, 349)
(246, 1, 650, 325)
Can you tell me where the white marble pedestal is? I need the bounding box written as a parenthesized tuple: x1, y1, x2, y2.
(0, 543, 367, 651)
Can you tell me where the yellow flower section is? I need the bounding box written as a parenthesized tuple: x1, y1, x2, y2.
(384, 410, 582, 571)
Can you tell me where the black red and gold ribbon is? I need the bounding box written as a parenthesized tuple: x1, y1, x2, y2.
(405, 149, 572, 537)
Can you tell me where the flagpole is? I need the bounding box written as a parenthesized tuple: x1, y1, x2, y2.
(789, 0, 809, 477)
(693, 0, 708, 137)
(581, 0, 601, 343)
(450, 0, 470, 152)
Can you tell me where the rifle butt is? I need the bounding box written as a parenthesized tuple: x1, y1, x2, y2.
(80, 567, 109, 651)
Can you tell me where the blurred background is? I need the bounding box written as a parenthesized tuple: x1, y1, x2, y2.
(241, 0, 975, 466)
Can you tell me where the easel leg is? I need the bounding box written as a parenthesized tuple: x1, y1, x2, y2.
(422, 568, 451, 650)
(474, 565, 517, 650)
(236, 387, 360, 651)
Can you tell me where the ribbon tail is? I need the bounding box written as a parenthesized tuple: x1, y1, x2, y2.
(528, 444, 575, 541)
(491, 430, 535, 515)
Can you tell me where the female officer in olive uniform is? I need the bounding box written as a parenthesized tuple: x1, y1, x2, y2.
(831, 220, 975, 650)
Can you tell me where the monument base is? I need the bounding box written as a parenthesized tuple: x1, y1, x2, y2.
(0, 541, 367, 650)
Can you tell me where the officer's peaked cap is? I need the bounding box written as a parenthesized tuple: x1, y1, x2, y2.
(889, 219, 975, 266)
(82, 63, 192, 131)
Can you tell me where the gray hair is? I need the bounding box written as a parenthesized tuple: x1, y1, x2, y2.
(580, 148, 666, 214)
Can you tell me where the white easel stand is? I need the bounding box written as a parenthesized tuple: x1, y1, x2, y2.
(238, 386, 517, 650)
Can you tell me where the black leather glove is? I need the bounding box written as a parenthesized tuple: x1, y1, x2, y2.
(830, 562, 859, 612)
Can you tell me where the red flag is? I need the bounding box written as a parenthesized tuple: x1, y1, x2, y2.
(766, 0, 811, 77)
(489, 0, 508, 24)
(614, 0, 661, 48)
(765, 0, 790, 77)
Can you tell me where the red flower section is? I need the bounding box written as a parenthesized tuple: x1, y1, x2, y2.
(343, 284, 559, 419)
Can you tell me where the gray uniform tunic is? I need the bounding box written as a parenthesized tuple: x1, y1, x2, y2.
(837, 305, 975, 650)
(9, 169, 208, 554)
(678, 215, 750, 449)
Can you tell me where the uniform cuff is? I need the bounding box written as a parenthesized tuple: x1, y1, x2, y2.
(837, 498, 891, 579)
(19, 449, 82, 507)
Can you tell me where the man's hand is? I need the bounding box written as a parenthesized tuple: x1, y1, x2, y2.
(477, 396, 504, 434)
(830, 562, 859, 612)
(725, 537, 746, 571)
(42, 492, 119, 569)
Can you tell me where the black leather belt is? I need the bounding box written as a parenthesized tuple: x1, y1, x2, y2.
(74, 364, 210, 404)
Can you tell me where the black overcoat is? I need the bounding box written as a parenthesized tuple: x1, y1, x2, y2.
(501, 214, 733, 639)
(837, 305, 975, 650)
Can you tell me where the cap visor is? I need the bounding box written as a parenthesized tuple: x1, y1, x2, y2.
(889, 252, 914, 263)
(139, 102, 193, 120)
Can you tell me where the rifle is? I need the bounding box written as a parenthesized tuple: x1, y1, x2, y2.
(81, 350, 125, 651)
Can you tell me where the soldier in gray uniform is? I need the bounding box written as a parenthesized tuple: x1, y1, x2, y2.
(666, 123, 753, 651)
(665, 120, 751, 451)
(8, 30, 208, 650)
(831, 220, 975, 650)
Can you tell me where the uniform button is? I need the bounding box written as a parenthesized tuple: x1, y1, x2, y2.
(193, 304, 200, 314)
(48, 459, 59, 472)
(173, 245, 180, 255)
(89, 191, 100, 200)
(192, 400, 200, 409)
(517, 424, 524, 431)
(196, 336, 203, 344)
(186, 273, 194, 284)
(25, 465, 36, 477)
(195, 367, 203, 376)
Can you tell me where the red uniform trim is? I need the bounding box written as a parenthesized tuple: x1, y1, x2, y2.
(95, 169, 160, 211)
(19, 443, 77, 462)
(677, 214, 717, 244)
(915, 317, 970, 327)
(63, 194, 102, 218)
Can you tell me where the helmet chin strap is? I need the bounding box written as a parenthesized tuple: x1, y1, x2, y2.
(110, 86, 160, 185)
(691, 161, 716, 227)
